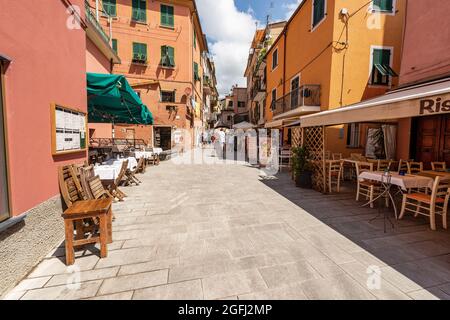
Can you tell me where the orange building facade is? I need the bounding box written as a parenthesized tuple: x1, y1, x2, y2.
(88, 0, 210, 150)
(265, 0, 406, 156)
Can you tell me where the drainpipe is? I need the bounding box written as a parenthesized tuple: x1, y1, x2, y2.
(95, 0, 99, 21)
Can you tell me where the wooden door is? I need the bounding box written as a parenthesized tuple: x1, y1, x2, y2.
(415, 114, 450, 168)
(0, 66, 9, 222)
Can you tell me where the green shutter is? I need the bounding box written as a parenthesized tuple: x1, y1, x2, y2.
(133, 42, 147, 62)
(194, 62, 199, 81)
(168, 46, 175, 67)
(103, 0, 116, 17)
(112, 39, 118, 54)
(132, 0, 146, 22)
(313, 0, 325, 27)
(161, 5, 174, 27)
(194, 28, 197, 49)
(374, 0, 393, 12)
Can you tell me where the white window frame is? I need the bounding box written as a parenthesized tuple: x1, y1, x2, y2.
(290, 74, 301, 92)
(368, 45, 394, 88)
(272, 48, 279, 71)
(371, 0, 396, 16)
(311, 0, 327, 32)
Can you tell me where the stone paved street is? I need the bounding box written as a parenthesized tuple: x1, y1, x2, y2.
(5, 149, 450, 300)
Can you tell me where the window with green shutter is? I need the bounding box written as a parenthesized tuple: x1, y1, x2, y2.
(161, 46, 175, 68)
(132, 0, 146, 23)
(161, 4, 174, 28)
(371, 48, 397, 85)
(103, 0, 116, 17)
(312, 0, 326, 28)
(193, 62, 200, 82)
(132, 42, 147, 64)
(373, 0, 394, 13)
(112, 39, 118, 54)
(194, 28, 197, 49)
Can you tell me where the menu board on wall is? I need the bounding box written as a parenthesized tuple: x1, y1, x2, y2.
(51, 103, 87, 155)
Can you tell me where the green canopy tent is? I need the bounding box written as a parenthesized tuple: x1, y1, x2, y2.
(87, 73, 154, 126)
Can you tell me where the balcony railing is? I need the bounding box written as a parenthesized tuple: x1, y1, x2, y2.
(272, 85, 320, 116)
(251, 79, 266, 100)
(85, 1, 111, 44)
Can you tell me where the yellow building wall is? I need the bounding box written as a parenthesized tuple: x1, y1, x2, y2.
(265, 35, 285, 122)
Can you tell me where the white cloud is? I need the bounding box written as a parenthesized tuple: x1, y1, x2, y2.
(283, 0, 304, 20)
(196, 0, 259, 96)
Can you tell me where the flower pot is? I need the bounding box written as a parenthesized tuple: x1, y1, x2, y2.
(295, 170, 313, 188)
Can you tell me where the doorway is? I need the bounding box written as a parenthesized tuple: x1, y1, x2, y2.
(0, 64, 10, 222)
(414, 114, 450, 169)
(154, 127, 172, 151)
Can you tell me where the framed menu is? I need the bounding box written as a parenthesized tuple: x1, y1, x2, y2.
(51, 103, 87, 155)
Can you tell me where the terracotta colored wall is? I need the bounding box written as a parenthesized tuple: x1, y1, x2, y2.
(0, 0, 87, 217)
(399, 0, 450, 86)
(396, 117, 411, 160)
(265, 34, 285, 122)
(89, 123, 113, 139)
(114, 124, 152, 145)
(86, 37, 111, 74)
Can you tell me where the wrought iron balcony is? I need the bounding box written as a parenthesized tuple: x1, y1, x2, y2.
(251, 79, 266, 101)
(272, 85, 320, 116)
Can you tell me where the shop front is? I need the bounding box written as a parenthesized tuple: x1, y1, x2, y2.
(298, 78, 450, 193)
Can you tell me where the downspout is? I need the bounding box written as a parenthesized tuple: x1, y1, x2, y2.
(95, 0, 99, 21)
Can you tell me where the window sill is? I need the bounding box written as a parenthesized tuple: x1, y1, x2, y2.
(132, 61, 148, 66)
(159, 24, 175, 30)
(311, 15, 326, 33)
(131, 20, 147, 25)
(160, 65, 176, 69)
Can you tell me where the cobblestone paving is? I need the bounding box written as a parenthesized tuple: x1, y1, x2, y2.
(5, 149, 450, 300)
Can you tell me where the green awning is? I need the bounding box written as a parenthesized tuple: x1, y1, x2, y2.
(87, 73, 154, 125)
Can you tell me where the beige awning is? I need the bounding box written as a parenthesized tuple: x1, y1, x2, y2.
(265, 117, 299, 128)
(300, 78, 450, 128)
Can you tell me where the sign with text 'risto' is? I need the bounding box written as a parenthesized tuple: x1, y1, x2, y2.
(419, 97, 450, 115)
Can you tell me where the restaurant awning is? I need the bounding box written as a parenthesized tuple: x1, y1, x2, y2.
(265, 117, 301, 128)
(300, 78, 450, 128)
(87, 73, 154, 125)
(232, 121, 256, 130)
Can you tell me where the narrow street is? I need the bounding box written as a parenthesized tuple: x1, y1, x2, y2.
(6, 147, 450, 300)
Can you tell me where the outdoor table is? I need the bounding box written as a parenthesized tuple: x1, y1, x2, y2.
(359, 171, 435, 220)
(105, 157, 138, 170)
(418, 170, 450, 179)
(94, 165, 120, 181)
(152, 148, 163, 155)
(134, 151, 153, 159)
(359, 171, 434, 191)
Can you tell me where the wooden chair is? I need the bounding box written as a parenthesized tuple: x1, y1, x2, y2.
(399, 176, 450, 230)
(377, 160, 392, 172)
(332, 153, 342, 160)
(58, 166, 113, 265)
(326, 160, 342, 193)
(355, 161, 381, 208)
(62, 199, 112, 265)
(397, 159, 409, 173)
(109, 160, 128, 201)
(125, 158, 144, 185)
(324, 151, 331, 160)
(431, 162, 447, 172)
(279, 149, 292, 172)
(407, 161, 423, 174)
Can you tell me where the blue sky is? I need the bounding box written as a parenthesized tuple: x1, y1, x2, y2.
(197, 0, 302, 96)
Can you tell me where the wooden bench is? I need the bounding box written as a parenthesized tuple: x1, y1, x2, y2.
(62, 198, 113, 265)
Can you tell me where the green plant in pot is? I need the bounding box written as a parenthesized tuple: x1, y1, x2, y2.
(291, 146, 313, 188)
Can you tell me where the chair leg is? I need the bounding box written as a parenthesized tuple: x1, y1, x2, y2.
(443, 207, 448, 230)
(369, 186, 374, 209)
(64, 220, 75, 266)
(356, 183, 360, 201)
(399, 195, 407, 219)
(430, 206, 437, 231)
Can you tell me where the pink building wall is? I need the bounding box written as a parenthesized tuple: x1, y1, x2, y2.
(86, 37, 112, 74)
(399, 0, 450, 86)
(0, 0, 87, 217)
(89, 123, 113, 139)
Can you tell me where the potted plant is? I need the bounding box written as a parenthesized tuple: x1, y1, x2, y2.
(291, 146, 313, 188)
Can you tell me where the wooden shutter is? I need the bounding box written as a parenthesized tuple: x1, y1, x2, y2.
(167, 6, 174, 27)
(112, 39, 118, 54)
(104, 0, 116, 16)
(139, 0, 146, 22)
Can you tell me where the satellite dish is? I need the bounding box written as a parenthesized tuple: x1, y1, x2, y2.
(184, 87, 192, 96)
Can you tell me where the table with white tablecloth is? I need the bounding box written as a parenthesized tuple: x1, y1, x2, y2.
(105, 157, 138, 170)
(94, 165, 121, 181)
(134, 151, 153, 159)
(359, 171, 434, 191)
(152, 148, 163, 155)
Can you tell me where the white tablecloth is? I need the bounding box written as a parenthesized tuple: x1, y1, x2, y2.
(152, 148, 163, 155)
(94, 165, 120, 181)
(359, 171, 434, 191)
(106, 157, 138, 170)
(134, 151, 153, 159)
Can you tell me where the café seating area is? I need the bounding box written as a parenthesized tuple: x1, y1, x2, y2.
(294, 151, 450, 232)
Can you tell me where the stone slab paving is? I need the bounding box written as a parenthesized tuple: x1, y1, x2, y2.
(4, 148, 450, 300)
